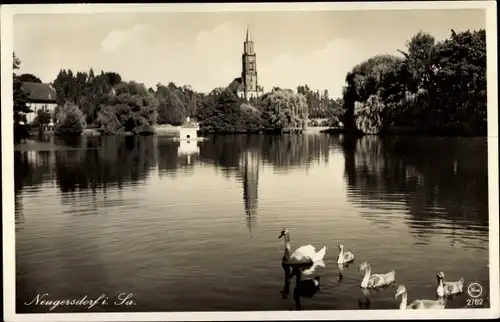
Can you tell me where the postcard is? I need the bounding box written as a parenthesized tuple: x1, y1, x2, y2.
(1, 1, 498, 321)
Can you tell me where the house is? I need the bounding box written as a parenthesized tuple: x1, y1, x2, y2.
(21, 82, 57, 126)
(179, 117, 198, 140)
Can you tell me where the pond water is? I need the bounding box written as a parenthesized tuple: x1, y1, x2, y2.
(14, 134, 490, 312)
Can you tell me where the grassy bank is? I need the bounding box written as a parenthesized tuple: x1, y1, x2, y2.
(154, 125, 181, 137)
(78, 125, 181, 137)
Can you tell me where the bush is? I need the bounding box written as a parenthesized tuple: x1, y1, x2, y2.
(54, 102, 86, 136)
(32, 109, 52, 127)
(97, 106, 124, 135)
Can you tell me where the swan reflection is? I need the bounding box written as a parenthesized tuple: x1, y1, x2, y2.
(358, 288, 371, 309)
(337, 259, 356, 282)
(281, 260, 324, 310)
(337, 263, 344, 282)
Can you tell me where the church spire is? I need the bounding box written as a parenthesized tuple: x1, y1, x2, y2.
(246, 26, 251, 42)
(240, 23, 259, 101)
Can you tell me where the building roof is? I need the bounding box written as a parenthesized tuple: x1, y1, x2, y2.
(229, 78, 243, 93)
(232, 77, 264, 94)
(180, 121, 198, 129)
(21, 82, 57, 103)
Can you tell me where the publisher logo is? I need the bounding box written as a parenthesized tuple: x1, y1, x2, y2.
(467, 282, 483, 298)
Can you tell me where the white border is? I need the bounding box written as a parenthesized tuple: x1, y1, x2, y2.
(1, 2, 498, 321)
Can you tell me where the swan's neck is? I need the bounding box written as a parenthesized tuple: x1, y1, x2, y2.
(436, 277, 444, 296)
(361, 265, 371, 287)
(283, 234, 292, 259)
(399, 293, 408, 309)
(436, 278, 446, 302)
(338, 248, 344, 258)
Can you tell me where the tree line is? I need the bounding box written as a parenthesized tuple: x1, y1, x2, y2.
(13, 57, 331, 140)
(342, 28, 486, 136)
(12, 28, 486, 141)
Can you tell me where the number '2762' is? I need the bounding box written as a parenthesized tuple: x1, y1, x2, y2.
(467, 298, 484, 307)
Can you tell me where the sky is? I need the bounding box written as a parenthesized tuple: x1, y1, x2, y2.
(13, 9, 486, 98)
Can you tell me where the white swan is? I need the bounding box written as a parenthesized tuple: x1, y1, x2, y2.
(337, 244, 355, 264)
(279, 228, 326, 265)
(290, 260, 326, 278)
(436, 272, 464, 297)
(359, 261, 395, 288)
(395, 285, 446, 309)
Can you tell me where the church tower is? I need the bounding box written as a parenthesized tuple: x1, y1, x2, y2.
(241, 27, 260, 100)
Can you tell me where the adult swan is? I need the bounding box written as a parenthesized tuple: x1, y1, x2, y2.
(279, 228, 327, 266)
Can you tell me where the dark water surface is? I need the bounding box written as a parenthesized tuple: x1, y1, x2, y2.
(15, 134, 490, 312)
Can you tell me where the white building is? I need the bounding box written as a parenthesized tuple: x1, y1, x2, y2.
(179, 117, 199, 140)
(21, 82, 57, 127)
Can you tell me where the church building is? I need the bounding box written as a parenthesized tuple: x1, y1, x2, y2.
(235, 27, 263, 100)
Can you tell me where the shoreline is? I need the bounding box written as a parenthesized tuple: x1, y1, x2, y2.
(22, 125, 487, 142)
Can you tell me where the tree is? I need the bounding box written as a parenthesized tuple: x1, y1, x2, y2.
(427, 29, 486, 135)
(297, 85, 341, 119)
(156, 84, 186, 125)
(342, 54, 403, 134)
(52, 68, 124, 126)
(19, 73, 42, 83)
(96, 106, 124, 134)
(399, 31, 437, 93)
(197, 87, 262, 133)
(53, 69, 75, 105)
(260, 88, 308, 132)
(33, 109, 52, 127)
(342, 28, 486, 136)
(354, 95, 385, 134)
(186, 94, 199, 117)
(54, 102, 86, 136)
(98, 81, 158, 134)
(330, 98, 345, 124)
(393, 31, 437, 131)
(13, 53, 32, 142)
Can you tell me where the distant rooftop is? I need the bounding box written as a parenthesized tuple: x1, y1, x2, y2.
(21, 82, 57, 103)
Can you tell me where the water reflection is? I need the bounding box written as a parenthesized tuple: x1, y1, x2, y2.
(14, 134, 490, 312)
(156, 138, 201, 178)
(14, 135, 489, 243)
(358, 288, 371, 309)
(238, 150, 260, 232)
(338, 263, 345, 282)
(198, 134, 335, 174)
(53, 136, 157, 194)
(14, 150, 56, 232)
(281, 261, 323, 310)
(14, 150, 54, 193)
(293, 274, 321, 311)
(341, 135, 488, 248)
